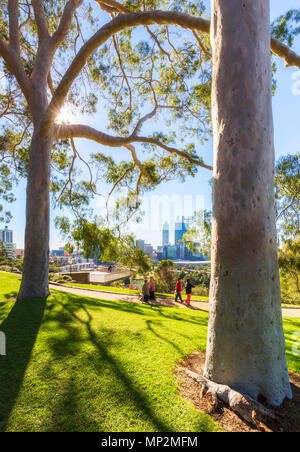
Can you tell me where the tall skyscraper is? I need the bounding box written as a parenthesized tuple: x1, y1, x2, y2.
(175, 217, 188, 245)
(162, 222, 169, 246)
(174, 217, 191, 244)
(136, 239, 145, 252)
(0, 226, 14, 258)
(0, 226, 13, 244)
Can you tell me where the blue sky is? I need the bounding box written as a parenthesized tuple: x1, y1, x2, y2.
(5, 0, 300, 249)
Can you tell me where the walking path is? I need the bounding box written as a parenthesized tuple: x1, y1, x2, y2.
(49, 284, 300, 318)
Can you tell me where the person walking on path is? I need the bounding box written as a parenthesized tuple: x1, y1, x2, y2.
(185, 278, 195, 306)
(141, 278, 150, 303)
(148, 276, 156, 301)
(175, 277, 183, 303)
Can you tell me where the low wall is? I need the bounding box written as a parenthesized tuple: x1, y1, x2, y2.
(68, 271, 130, 285)
(68, 272, 90, 283)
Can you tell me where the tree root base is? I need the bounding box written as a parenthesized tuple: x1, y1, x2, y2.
(176, 350, 300, 432)
(181, 368, 274, 431)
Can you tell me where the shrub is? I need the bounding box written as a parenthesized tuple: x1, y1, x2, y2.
(0, 265, 12, 272)
(10, 267, 21, 274)
(49, 273, 73, 284)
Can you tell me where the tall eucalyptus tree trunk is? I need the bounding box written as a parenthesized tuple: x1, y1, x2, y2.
(17, 39, 54, 301)
(204, 0, 292, 406)
(17, 128, 52, 300)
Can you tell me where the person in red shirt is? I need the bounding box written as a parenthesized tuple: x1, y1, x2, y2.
(185, 278, 195, 306)
(175, 277, 183, 303)
(148, 276, 156, 301)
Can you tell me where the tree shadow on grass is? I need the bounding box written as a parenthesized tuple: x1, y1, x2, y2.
(59, 292, 209, 329)
(145, 319, 186, 356)
(0, 298, 46, 432)
(3, 291, 18, 300)
(48, 296, 173, 432)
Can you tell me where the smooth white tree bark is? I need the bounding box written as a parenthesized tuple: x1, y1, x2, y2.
(204, 0, 292, 406)
(17, 129, 52, 300)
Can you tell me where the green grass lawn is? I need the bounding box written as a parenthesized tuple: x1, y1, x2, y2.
(61, 281, 209, 301)
(0, 272, 299, 432)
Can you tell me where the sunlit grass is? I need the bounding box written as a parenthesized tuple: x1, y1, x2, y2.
(0, 273, 215, 432)
(0, 272, 299, 432)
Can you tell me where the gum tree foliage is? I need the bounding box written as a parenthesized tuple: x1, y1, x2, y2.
(275, 153, 300, 299)
(154, 259, 178, 293)
(0, 237, 9, 261)
(57, 216, 153, 273)
(278, 238, 300, 296)
(182, 209, 212, 258)
(275, 152, 300, 242)
(183, 152, 300, 259)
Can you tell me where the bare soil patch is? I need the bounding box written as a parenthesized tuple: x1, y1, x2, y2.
(176, 350, 300, 432)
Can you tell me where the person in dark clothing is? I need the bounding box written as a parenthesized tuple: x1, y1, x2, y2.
(148, 276, 156, 301)
(141, 278, 150, 303)
(185, 278, 195, 306)
(174, 277, 183, 303)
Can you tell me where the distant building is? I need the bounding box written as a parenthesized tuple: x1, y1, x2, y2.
(51, 247, 65, 257)
(0, 226, 13, 244)
(178, 243, 186, 260)
(3, 243, 15, 259)
(156, 216, 209, 262)
(15, 249, 24, 257)
(175, 216, 193, 244)
(165, 245, 178, 260)
(144, 244, 154, 258)
(162, 222, 169, 246)
(0, 226, 15, 258)
(136, 239, 145, 252)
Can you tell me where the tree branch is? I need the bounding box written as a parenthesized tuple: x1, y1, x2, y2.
(96, 0, 131, 14)
(51, 0, 84, 49)
(8, 0, 20, 53)
(55, 123, 130, 146)
(44, 9, 300, 131)
(54, 123, 213, 171)
(131, 104, 158, 137)
(192, 30, 212, 58)
(131, 136, 213, 170)
(31, 0, 50, 42)
(125, 144, 155, 184)
(45, 10, 210, 127)
(0, 37, 32, 103)
(271, 37, 300, 68)
(112, 34, 132, 110)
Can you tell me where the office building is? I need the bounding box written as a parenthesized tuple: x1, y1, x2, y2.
(162, 222, 169, 246)
(0, 226, 15, 258)
(51, 248, 65, 257)
(175, 216, 193, 244)
(136, 240, 145, 252)
(0, 226, 13, 244)
(144, 244, 154, 258)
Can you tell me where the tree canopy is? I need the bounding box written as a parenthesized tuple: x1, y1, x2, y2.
(0, 1, 299, 232)
(275, 152, 300, 243)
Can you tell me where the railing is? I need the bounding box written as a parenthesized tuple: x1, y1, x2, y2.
(61, 263, 95, 273)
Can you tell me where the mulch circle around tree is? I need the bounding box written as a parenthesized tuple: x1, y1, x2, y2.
(175, 350, 300, 432)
